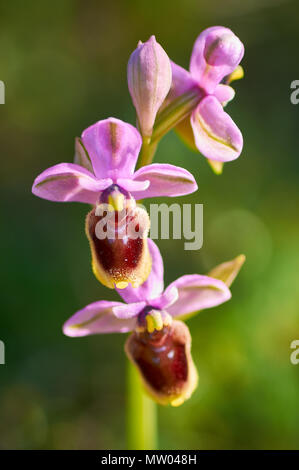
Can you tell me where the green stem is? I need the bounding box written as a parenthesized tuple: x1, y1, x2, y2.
(151, 88, 201, 143)
(126, 360, 158, 450)
(137, 139, 158, 169)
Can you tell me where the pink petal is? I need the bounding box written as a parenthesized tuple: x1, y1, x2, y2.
(171, 61, 199, 96)
(32, 163, 112, 204)
(116, 178, 150, 193)
(130, 163, 198, 199)
(112, 301, 146, 319)
(81, 118, 142, 180)
(63, 301, 136, 336)
(214, 84, 235, 105)
(165, 274, 231, 318)
(151, 285, 179, 310)
(162, 61, 199, 109)
(191, 95, 243, 162)
(116, 239, 164, 304)
(190, 26, 244, 93)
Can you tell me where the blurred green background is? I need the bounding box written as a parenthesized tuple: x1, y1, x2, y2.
(1, 0, 299, 449)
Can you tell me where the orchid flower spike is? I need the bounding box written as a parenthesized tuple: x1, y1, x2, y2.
(128, 36, 172, 139)
(63, 240, 245, 406)
(162, 26, 244, 170)
(32, 118, 197, 289)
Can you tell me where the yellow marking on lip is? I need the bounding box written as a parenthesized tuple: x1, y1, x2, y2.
(115, 281, 129, 289)
(170, 396, 185, 407)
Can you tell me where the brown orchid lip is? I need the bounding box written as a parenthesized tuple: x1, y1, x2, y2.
(125, 319, 198, 406)
(85, 188, 151, 289)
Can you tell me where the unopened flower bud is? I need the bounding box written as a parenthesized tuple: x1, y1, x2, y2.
(125, 320, 198, 406)
(127, 36, 172, 139)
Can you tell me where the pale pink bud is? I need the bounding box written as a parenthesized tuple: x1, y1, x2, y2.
(127, 36, 172, 138)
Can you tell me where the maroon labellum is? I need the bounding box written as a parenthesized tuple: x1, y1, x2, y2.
(85, 185, 151, 289)
(125, 319, 198, 406)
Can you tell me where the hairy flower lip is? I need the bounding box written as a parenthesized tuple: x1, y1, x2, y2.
(125, 320, 198, 406)
(85, 206, 151, 289)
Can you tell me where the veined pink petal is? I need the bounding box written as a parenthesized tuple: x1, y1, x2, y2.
(165, 274, 231, 319)
(81, 118, 142, 180)
(191, 95, 243, 162)
(116, 239, 164, 304)
(190, 26, 244, 93)
(112, 301, 147, 319)
(32, 163, 112, 204)
(171, 61, 199, 97)
(63, 301, 136, 336)
(74, 137, 94, 173)
(130, 163, 198, 200)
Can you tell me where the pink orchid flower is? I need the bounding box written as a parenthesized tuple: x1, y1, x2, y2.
(32, 117, 197, 204)
(32, 118, 197, 289)
(166, 26, 244, 163)
(63, 240, 233, 406)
